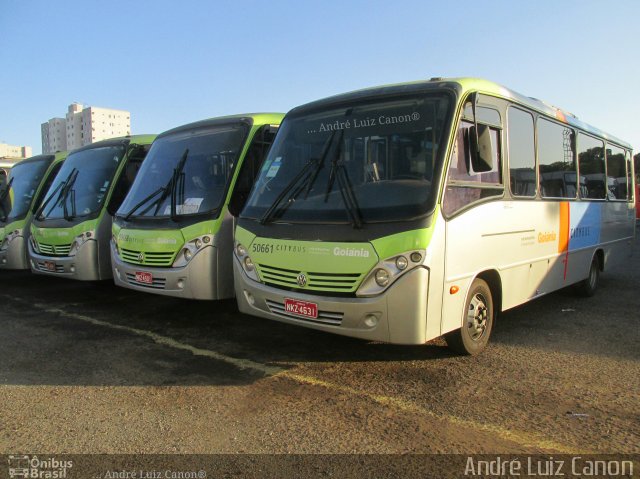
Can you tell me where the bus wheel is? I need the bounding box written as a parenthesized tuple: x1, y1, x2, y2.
(576, 255, 600, 297)
(445, 278, 494, 355)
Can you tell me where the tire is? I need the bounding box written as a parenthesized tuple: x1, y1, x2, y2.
(575, 254, 600, 297)
(445, 278, 494, 355)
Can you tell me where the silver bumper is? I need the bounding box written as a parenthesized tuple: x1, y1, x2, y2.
(28, 240, 102, 281)
(233, 257, 429, 344)
(111, 242, 226, 300)
(0, 236, 27, 270)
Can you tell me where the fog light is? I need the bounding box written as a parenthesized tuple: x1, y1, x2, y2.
(177, 279, 184, 289)
(244, 256, 254, 271)
(410, 252, 422, 263)
(374, 268, 389, 287)
(364, 314, 378, 328)
(1, 258, 6, 264)
(395, 256, 408, 270)
(246, 291, 255, 305)
(70, 265, 76, 273)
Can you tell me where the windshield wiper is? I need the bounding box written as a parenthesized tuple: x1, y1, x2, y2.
(170, 149, 189, 221)
(0, 177, 15, 222)
(36, 168, 78, 220)
(60, 170, 80, 221)
(122, 187, 165, 220)
(324, 139, 363, 229)
(259, 131, 338, 225)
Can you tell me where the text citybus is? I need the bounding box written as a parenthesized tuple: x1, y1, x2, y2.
(111, 114, 283, 299)
(29, 135, 155, 280)
(0, 151, 67, 269)
(233, 78, 635, 355)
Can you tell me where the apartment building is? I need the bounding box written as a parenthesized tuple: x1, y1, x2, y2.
(42, 103, 131, 153)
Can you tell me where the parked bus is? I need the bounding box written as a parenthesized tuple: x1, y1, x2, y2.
(29, 135, 155, 280)
(0, 152, 67, 269)
(111, 114, 283, 299)
(233, 78, 635, 355)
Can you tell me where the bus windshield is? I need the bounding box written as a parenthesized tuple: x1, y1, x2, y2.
(242, 94, 452, 224)
(40, 145, 125, 220)
(1, 157, 51, 222)
(118, 124, 247, 219)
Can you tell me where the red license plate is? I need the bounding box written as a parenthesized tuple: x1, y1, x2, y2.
(283, 298, 318, 319)
(44, 260, 56, 271)
(135, 271, 153, 284)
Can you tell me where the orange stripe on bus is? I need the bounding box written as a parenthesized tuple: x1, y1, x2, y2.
(558, 202, 570, 253)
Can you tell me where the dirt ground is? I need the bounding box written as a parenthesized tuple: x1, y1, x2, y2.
(0, 235, 638, 460)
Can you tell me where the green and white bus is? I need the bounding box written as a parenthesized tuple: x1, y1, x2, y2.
(29, 135, 155, 280)
(111, 114, 282, 299)
(233, 78, 635, 354)
(0, 152, 67, 269)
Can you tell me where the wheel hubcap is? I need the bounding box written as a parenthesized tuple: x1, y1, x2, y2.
(467, 293, 489, 341)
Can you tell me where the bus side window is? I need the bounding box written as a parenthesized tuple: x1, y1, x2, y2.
(442, 119, 503, 216)
(537, 118, 576, 199)
(228, 125, 278, 217)
(107, 144, 150, 215)
(605, 143, 627, 200)
(507, 106, 536, 197)
(31, 162, 62, 214)
(577, 133, 605, 199)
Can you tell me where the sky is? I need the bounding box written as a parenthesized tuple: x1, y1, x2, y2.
(1, 0, 639, 155)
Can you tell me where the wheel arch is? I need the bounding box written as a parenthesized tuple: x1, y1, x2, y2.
(594, 248, 604, 272)
(475, 269, 503, 314)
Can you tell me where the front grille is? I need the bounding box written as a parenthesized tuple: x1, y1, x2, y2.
(36, 261, 65, 273)
(125, 272, 167, 289)
(265, 299, 343, 326)
(257, 263, 363, 292)
(120, 248, 176, 266)
(37, 242, 72, 257)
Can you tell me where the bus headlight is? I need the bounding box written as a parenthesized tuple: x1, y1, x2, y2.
(235, 242, 258, 281)
(111, 234, 119, 255)
(172, 234, 213, 268)
(395, 256, 408, 271)
(30, 235, 40, 254)
(375, 268, 389, 286)
(243, 256, 255, 271)
(69, 231, 95, 257)
(357, 249, 426, 297)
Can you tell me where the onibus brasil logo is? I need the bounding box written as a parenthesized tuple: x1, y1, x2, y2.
(8, 455, 73, 478)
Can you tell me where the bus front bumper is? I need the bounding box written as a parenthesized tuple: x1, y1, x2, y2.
(233, 257, 429, 345)
(28, 240, 102, 281)
(0, 236, 27, 270)
(111, 242, 223, 300)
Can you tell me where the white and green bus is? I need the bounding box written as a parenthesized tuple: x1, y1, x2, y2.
(233, 78, 635, 354)
(111, 114, 282, 299)
(0, 152, 67, 269)
(29, 135, 155, 280)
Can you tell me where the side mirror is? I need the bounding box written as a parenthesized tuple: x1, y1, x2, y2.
(470, 124, 494, 172)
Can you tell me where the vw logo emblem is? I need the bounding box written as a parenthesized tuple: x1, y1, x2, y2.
(296, 273, 307, 287)
(137, 252, 145, 262)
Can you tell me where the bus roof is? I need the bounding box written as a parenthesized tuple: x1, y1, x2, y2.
(289, 78, 632, 150)
(156, 113, 285, 140)
(68, 135, 156, 155)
